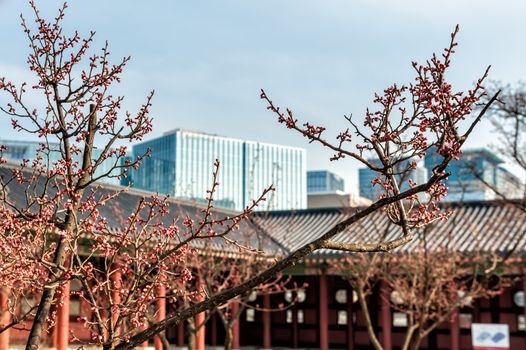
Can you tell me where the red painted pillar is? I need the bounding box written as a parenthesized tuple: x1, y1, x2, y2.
(111, 269, 122, 337)
(0, 288, 10, 350)
(292, 303, 298, 348)
(319, 270, 329, 350)
(195, 278, 206, 350)
(177, 322, 185, 347)
(231, 302, 240, 349)
(154, 283, 167, 350)
(56, 281, 70, 350)
(195, 312, 206, 350)
(263, 293, 271, 349)
(380, 280, 392, 350)
(450, 307, 460, 350)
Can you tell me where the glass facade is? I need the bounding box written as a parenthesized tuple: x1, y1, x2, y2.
(424, 148, 522, 201)
(307, 170, 345, 193)
(0, 139, 121, 186)
(130, 134, 178, 197)
(244, 141, 307, 210)
(359, 158, 428, 201)
(128, 130, 307, 211)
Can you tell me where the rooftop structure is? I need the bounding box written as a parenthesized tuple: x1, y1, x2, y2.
(307, 192, 372, 209)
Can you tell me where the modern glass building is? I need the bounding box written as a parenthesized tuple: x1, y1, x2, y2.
(424, 148, 523, 201)
(0, 139, 121, 186)
(359, 158, 428, 201)
(128, 129, 307, 211)
(307, 170, 345, 193)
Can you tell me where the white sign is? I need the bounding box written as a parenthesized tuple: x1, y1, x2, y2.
(471, 323, 509, 349)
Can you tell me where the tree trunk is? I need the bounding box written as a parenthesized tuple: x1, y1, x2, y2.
(224, 327, 233, 350)
(25, 104, 94, 350)
(187, 320, 196, 350)
(357, 287, 384, 350)
(159, 332, 171, 350)
(408, 333, 422, 350)
(25, 237, 69, 350)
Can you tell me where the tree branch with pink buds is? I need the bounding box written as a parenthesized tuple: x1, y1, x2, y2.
(0, 3, 502, 350)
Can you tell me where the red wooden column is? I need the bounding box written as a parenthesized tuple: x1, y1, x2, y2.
(56, 281, 71, 350)
(319, 270, 329, 350)
(154, 282, 167, 350)
(263, 293, 272, 349)
(111, 269, 122, 337)
(195, 278, 206, 350)
(231, 301, 240, 349)
(0, 288, 10, 350)
(380, 280, 392, 350)
(177, 322, 185, 347)
(195, 312, 206, 350)
(450, 307, 460, 350)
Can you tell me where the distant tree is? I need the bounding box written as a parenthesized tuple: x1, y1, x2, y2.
(191, 239, 303, 350)
(337, 219, 510, 350)
(479, 82, 526, 205)
(0, 2, 500, 350)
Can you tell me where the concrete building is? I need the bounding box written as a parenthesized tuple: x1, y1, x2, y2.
(307, 191, 372, 209)
(128, 129, 307, 211)
(306, 170, 371, 208)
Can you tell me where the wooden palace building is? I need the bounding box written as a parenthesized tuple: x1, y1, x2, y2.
(1, 167, 526, 350)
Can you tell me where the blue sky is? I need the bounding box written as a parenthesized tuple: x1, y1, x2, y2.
(1, 0, 525, 192)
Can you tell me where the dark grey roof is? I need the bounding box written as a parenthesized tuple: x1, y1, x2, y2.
(4, 163, 525, 260)
(0, 164, 286, 257)
(253, 201, 526, 257)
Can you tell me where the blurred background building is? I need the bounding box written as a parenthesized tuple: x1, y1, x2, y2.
(0, 139, 121, 186)
(358, 158, 428, 201)
(307, 170, 345, 193)
(357, 148, 523, 202)
(424, 148, 523, 202)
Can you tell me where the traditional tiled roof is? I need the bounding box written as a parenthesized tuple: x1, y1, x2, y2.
(252, 201, 526, 258)
(0, 163, 286, 258)
(3, 163, 525, 260)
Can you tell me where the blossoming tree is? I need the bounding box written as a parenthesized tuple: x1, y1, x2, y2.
(0, 2, 501, 350)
